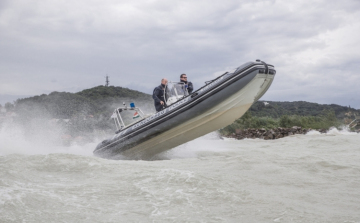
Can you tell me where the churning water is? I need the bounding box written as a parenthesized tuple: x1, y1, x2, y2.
(0, 127, 359, 222)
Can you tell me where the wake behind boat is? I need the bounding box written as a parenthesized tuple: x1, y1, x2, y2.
(94, 60, 276, 160)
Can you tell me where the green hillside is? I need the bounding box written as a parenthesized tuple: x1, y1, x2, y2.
(77, 85, 151, 102)
(220, 101, 360, 135)
(14, 85, 152, 119)
(7, 86, 153, 140)
(3, 86, 359, 143)
(250, 100, 359, 119)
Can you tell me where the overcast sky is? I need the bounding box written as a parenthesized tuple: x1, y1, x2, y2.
(0, 0, 359, 108)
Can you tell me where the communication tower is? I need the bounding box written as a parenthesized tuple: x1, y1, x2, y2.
(105, 75, 109, 87)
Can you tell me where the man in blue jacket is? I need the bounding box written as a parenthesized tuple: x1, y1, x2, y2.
(180, 74, 193, 94)
(152, 78, 168, 112)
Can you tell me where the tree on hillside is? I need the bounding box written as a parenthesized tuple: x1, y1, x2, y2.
(4, 102, 14, 111)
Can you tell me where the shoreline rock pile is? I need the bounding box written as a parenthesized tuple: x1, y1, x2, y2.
(224, 126, 328, 140)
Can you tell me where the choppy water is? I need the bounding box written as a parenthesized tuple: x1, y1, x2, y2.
(1, 128, 360, 222)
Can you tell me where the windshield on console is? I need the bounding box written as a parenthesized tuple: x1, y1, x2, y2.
(164, 81, 188, 106)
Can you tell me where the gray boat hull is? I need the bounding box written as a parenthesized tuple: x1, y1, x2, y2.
(94, 61, 276, 160)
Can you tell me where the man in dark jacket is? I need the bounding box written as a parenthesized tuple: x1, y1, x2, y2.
(152, 78, 168, 112)
(180, 74, 193, 94)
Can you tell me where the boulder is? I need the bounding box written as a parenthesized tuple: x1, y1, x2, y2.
(264, 134, 273, 140)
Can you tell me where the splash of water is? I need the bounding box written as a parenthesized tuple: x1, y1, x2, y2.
(0, 121, 96, 156)
(326, 126, 358, 135)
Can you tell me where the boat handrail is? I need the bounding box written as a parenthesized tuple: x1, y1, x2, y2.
(205, 72, 228, 85)
(348, 118, 358, 128)
(111, 105, 146, 131)
(194, 62, 256, 95)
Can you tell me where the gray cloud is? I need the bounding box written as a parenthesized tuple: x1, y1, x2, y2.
(0, 0, 359, 108)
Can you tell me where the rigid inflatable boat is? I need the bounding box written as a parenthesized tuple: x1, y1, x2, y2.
(94, 60, 276, 160)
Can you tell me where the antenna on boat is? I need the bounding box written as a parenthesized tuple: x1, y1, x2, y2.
(105, 75, 109, 87)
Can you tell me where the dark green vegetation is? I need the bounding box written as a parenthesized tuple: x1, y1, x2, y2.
(14, 85, 152, 119)
(4, 86, 153, 143)
(248, 101, 358, 119)
(220, 101, 360, 135)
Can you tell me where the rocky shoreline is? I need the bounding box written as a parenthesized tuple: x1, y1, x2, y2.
(223, 126, 330, 140)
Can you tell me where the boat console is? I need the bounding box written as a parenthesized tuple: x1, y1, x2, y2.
(164, 81, 189, 106)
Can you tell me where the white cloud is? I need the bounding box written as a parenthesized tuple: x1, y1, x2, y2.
(0, 0, 359, 108)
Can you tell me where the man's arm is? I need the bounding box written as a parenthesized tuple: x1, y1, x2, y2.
(153, 87, 165, 105)
(152, 88, 162, 103)
(187, 82, 194, 94)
